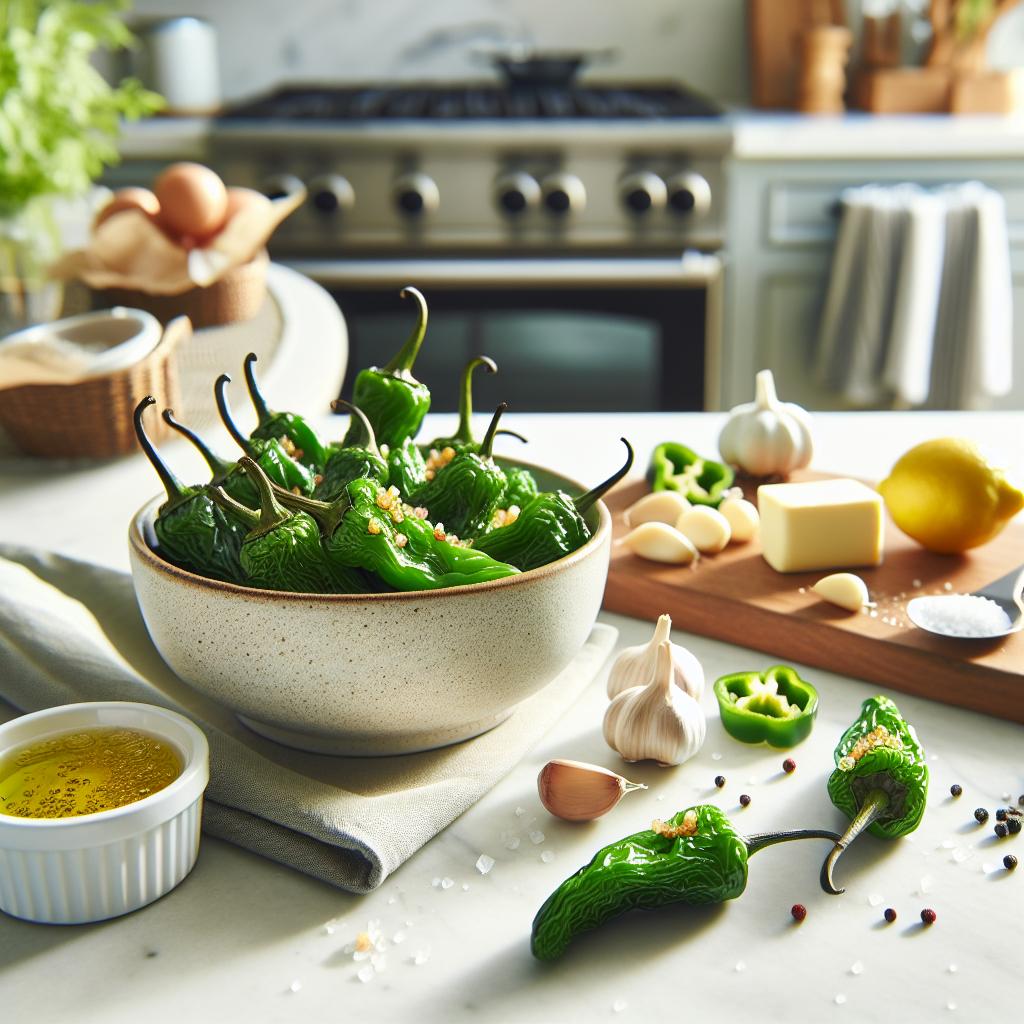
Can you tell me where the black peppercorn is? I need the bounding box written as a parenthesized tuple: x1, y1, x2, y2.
(996, 808, 1007, 821)
(884, 908, 897, 923)
(782, 758, 796, 774)
(995, 823, 1009, 838)
(949, 784, 962, 797)
(1005, 854, 1018, 871)
(714, 775, 726, 788)
(920, 908, 937, 925)
(975, 808, 989, 823)
(1008, 818, 1022, 835)
(739, 793, 751, 807)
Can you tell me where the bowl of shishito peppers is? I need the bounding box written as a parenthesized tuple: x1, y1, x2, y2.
(128, 287, 631, 755)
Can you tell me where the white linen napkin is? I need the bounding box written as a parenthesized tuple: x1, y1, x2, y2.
(0, 546, 617, 894)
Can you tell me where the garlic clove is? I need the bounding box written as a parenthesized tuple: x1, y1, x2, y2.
(624, 490, 691, 528)
(537, 759, 647, 822)
(719, 495, 759, 543)
(607, 613, 705, 701)
(812, 572, 870, 612)
(622, 522, 699, 565)
(603, 642, 707, 766)
(676, 506, 731, 554)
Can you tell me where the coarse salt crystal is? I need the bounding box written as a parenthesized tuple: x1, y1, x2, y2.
(357, 965, 375, 983)
(948, 964, 958, 973)
(867, 893, 882, 907)
(476, 853, 495, 875)
(911, 595, 1011, 637)
(850, 961, 864, 976)
(735, 960, 746, 973)
(288, 980, 302, 993)
(393, 930, 407, 944)
(940, 839, 954, 849)
(952, 848, 968, 863)
(322, 924, 335, 935)
(505, 837, 521, 851)
(613, 999, 628, 1013)
(371, 953, 387, 972)
(540, 850, 555, 863)
(431, 877, 441, 888)
(462, 883, 470, 891)
(412, 948, 431, 966)
(529, 829, 546, 845)
(712, 752, 723, 761)
(947, 1002, 957, 1011)
(441, 877, 454, 890)
(919, 875, 934, 894)
(514, 806, 525, 817)
(835, 994, 847, 1006)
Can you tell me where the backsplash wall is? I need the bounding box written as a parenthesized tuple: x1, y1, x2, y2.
(129, 0, 751, 104)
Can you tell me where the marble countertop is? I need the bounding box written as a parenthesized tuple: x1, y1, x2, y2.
(2, 410, 1022, 1023)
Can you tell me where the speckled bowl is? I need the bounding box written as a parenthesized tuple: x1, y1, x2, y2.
(128, 462, 611, 756)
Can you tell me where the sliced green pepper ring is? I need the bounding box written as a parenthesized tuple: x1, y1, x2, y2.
(647, 441, 734, 506)
(714, 666, 819, 748)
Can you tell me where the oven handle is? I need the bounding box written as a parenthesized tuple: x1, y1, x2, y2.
(281, 252, 722, 289)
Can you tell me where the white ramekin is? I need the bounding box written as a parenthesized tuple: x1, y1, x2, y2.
(0, 702, 209, 925)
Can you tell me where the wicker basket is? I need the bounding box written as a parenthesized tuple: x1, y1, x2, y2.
(0, 317, 189, 459)
(90, 250, 268, 329)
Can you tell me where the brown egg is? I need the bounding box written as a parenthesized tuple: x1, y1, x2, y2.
(153, 163, 229, 242)
(93, 187, 161, 229)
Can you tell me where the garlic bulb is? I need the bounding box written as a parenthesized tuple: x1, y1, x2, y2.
(537, 759, 646, 822)
(607, 613, 705, 700)
(718, 368, 813, 478)
(624, 490, 691, 528)
(813, 572, 870, 612)
(622, 522, 699, 565)
(676, 505, 731, 553)
(719, 493, 759, 542)
(603, 641, 707, 766)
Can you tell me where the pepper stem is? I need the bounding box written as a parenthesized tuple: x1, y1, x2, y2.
(744, 828, 843, 858)
(455, 356, 497, 444)
(575, 438, 635, 514)
(215, 373, 255, 456)
(382, 286, 428, 377)
(133, 396, 187, 506)
(479, 402, 507, 459)
(270, 480, 350, 538)
(237, 456, 292, 537)
(209, 485, 260, 530)
(820, 789, 891, 896)
(330, 399, 382, 458)
(162, 408, 234, 483)
(243, 352, 274, 428)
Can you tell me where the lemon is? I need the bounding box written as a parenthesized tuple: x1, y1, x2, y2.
(878, 438, 1024, 554)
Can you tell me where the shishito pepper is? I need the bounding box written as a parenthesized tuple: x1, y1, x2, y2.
(316, 400, 388, 502)
(386, 436, 428, 496)
(275, 479, 520, 591)
(502, 464, 540, 510)
(475, 439, 634, 571)
(714, 666, 819, 748)
(345, 286, 431, 448)
(531, 804, 839, 961)
(243, 351, 330, 470)
(133, 397, 245, 584)
(648, 441, 734, 506)
(408, 403, 511, 539)
(423, 355, 497, 454)
(215, 373, 316, 500)
(210, 457, 357, 593)
(821, 696, 929, 895)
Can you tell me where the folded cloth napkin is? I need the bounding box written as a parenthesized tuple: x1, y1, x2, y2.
(0, 546, 617, 893)
(816, 181, 1012, 409)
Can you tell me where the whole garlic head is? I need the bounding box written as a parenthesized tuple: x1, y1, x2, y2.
(603, 641, 707, 766)
(718, 368, 813, 478)
(607, 613, 705, 701)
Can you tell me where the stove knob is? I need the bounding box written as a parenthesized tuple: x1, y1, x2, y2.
(393, 172, 440, 217)
(494, 172, 541, 216)
(260, 173, 305, 201)
(619, 171, 667, 215)
(541, 173, 586, 216)
(308, 174, 355, 215)
(666, 172, 712, 217)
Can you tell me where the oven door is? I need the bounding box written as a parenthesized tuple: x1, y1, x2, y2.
(284, 252, 723, 413)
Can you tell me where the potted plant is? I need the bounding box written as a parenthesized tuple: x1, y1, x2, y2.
(0, 0, 162, 336)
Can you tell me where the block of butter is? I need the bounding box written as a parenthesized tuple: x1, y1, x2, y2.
(758, 478, 884, 573)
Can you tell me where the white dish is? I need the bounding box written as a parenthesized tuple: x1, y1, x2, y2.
(0, 701, 209, 925)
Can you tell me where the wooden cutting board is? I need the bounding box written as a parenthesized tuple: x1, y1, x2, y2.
(602, 473, 1024, 723)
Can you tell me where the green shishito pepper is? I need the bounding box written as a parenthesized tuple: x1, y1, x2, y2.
(317, 400, 389, 502)
(386, 436, 428, 496)
(210, 457, 357, 593)
(243, 352, 330, 470)
(648, 441, 734, 506)
(714, 666, 819, 748)
(215, 373, 316, 502)
(275, 479, 520, 591)
(408, 403, 510, 539)
(475, 439, 634, 571)
(820, 696, 929, 895)
(345, 286, 431, 448)
(531, 804, 839, 961)
(133, 397, 245, 584)
(502, 464, 539, 509)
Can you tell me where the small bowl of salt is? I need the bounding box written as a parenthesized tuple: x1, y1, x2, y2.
(907, 566, 1024, 640)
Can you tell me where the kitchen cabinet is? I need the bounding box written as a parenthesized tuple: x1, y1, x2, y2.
(723, 151, 1024, 411)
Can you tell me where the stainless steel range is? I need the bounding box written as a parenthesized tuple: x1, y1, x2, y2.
(209, 82, 732, 412)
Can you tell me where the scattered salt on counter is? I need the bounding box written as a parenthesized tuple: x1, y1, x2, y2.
(529, 829, 546, 845)
(288, 980, 302, 993)
(911, 595, 1012, 637)
(540, 850, 555, 863)
(476, 853, 495, 875)
(850, 961, 864, 976)
(357, 965, 375, 983)
(835, 994, 847, 1006)
(504, 837, 520, 851)
(440, 877, 454, 890)
(734, 960, 747, 973)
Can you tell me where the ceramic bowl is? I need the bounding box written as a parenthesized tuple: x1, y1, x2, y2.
(129, 461, 611, 756)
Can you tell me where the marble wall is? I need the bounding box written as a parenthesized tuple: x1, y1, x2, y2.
(128, 0, 751, 103)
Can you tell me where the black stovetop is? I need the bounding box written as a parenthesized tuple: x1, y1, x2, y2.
(221, 84, 722, 121)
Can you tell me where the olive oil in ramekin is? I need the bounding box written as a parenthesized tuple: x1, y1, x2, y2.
(0, 726, 183, 819)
